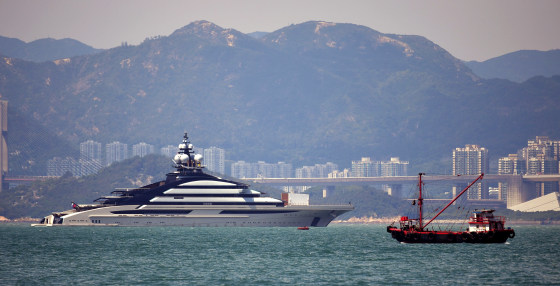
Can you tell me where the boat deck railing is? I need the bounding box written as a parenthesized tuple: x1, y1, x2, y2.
(468, 216, 506, 224)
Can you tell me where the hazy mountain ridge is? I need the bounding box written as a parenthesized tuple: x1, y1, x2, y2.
(0, 20, 559, 174)
(0, 35, 103, 62)
(465, 49, 560, 82)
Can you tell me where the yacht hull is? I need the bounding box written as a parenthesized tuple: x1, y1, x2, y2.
(33, 132, 354, 228)
(41, 205, 353, 227)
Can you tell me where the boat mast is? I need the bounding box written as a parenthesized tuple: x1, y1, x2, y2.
(422, 173, 484, 229)
(418, 173, 424, 230)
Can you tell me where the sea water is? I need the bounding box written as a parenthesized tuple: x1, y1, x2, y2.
(0, 224, 558, 285)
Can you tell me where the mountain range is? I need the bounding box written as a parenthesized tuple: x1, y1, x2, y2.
(1, 20, 559, 176)
(465, 49, 560, 82)
(0, 36, 102, 62)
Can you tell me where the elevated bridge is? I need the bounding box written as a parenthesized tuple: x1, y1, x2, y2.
(242, 174, 560, 186)
(243, 174, 560, 208)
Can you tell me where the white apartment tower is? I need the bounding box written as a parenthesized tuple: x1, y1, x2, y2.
(160, 145, 177, 158)
(80, 140, 102, 162)
(132, 142, 155, 158)
(106, 141, 128, 166)
(518, 136, 560, 196)
(79, 140, 103, 176)
(452, 144, 489, 199)
(351, 157, 379, 177)
(381, 157, 409, 177)
(204, 146, 225, 174)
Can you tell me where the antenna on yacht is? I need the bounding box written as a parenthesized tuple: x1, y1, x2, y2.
(173, 132, 203, 171)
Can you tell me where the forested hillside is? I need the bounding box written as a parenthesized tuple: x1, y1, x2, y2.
(1, 20, 559, 174)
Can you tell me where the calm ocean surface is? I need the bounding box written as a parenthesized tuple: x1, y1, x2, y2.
(0, 224, 559, 285)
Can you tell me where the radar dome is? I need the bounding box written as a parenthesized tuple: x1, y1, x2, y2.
(194, 154, 203, 161)
(179, 154, 189, 162)
(173, 154, 181, 163)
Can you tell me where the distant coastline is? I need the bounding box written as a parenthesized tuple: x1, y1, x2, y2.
(2, 216, 559, 225)
(333, 216, 560, 225)
(0, 216, 39, 223)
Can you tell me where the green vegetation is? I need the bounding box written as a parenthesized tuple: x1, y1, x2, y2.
(2, 21, 560, 173)
(500, 209, 560, 222)
(0, 154, 170, 219)
(306, 185, 409, 220)
(1, 21, 560, 222)
(1, 156, 559, 222)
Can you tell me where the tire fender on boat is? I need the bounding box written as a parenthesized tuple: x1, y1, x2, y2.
(428, 233, 436, 242)
(471, 232, 480, 242)
(509, 231, 515, 239)
(405, 233, 412, 241)
(455, 234, 463, 243)
(447, 233, 456, 242)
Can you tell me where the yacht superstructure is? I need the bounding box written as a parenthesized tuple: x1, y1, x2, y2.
(34, 133, 353, 227)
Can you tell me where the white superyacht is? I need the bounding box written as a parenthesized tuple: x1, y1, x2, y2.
(34, 132, 353, 227)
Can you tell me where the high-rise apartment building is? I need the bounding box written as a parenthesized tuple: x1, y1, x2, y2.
(452, 144, 489, 199)
(203, 146, 225, 174)
(517, 136, 560, 196)
(380, 157, 409, 177)
(295, 162, 338, 178)
(294, 162, 338, 193)
(231, 160, 254, 178)
(277, 162, 293, 178)
(80, 140, 102, 162)
(106, 141, 128, 166)
(160, 145, 177, 157)
(79, 140, 103, 175)
(256, 161, 276, 178)
(132, 142, 155, 158)
(498, 154, 526, 175)
(351, 157, 408, 177)
(231, 160, 293, 179)
(379, 157, 409, 197)
(453, 144, 489, 176)
(518, 136, 560, 174)
(351, 157, 380, 177)
(497, 154, 527, 202)
(73, 140, 103, 177)
(329, 169, 351, 178)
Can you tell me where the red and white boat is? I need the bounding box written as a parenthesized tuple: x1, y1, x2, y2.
(387, 173, 515, 243)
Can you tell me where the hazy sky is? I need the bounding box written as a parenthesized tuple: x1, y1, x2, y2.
(0, 0, 559, 61)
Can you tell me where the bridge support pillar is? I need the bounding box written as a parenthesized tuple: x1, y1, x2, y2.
(0, 100, 7, 193)
(322, 186, 335, 198)
(506, 175, 537, 208)
(386, 184, 403, 197)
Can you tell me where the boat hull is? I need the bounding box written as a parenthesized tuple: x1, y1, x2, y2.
(37, 204, 353, 227)
(387, 227, 515, 243)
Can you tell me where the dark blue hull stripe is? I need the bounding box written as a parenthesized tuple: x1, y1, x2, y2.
(111, 210, 193, 215)
(165, 194, 260, 198)
(145, 202, 284, 206)
(219, 210, 297, 214)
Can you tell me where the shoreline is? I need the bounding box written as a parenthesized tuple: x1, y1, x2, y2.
(2, 216, 559, 226)
(332, 216, 560, 225)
